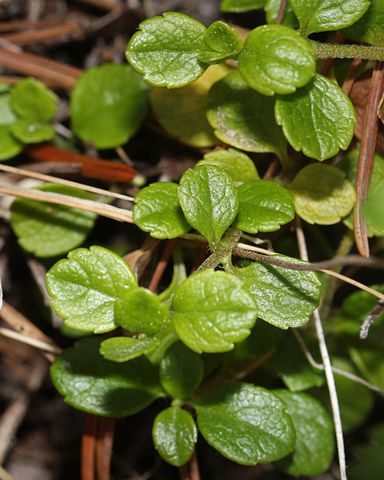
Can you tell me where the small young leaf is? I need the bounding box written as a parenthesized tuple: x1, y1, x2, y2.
(291, 0, 370, 35)
(160, 342, 203, 399)
(10, 184, 97, 258)
(196, 148, 259, 184)
(221, 0, 266, 12)
(114, 287, 170, 335)
(178, 165, 238, 248)
(235, 180, 295, 233)
(153, 406, 197, 467)
(133, 182, 190, 239)
(10, 120, 55, 143)
(10, 77, 58, 122)
(150, 65, 228, 148)
(51, 337, 162, 417)
(274, 390, 334, 477)
(195, 382, 295, 465)
(0, 91, 17, 125)
(46, 246, 138, 333)
(265, 0, 298, 28)
(235, 257, 321, 329)
(171, 270, 257, 353)
(288, 163, 356, 225)
(0, 125, 23, 160)
(100, 336, 160, 362)
(207, 71, 287, 159)
(199, 21, 242, 63)
(126, 12, 210, 88)
(239, 25, 315, 96)
(275, 74, 356, 161)
(344, 0, 384, 46)
(71, 64, 149, 149)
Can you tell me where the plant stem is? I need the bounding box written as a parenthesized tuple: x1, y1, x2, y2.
(197, 228, 242, 271)
(275, 0, 287, 25)
(179, 452, 201, 480)
(311, 41, 384, 61)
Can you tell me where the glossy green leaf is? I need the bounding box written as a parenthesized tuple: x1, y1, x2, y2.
(0, 91, 17, 125)
(100, 335, 160, 362)
(160, 342, 203, 399)
(171, 270, 257, 353)
(207, 71, 287, 159)
(275, 74, 356, 161)
(288, 163, 356, 225)
(153, 406, 197, 466)
(46, 246, 138, 333)
(126, 12, 210, 88)
(0, 125, 23, 160)
(221, 0, 266, 12)
(195, 382, 295, 465)
(274, 390, 334, 477)
(344, 0, 384, 46)
(51, 337, 162, 417)
(114, 287, 170, 335)
(10, 184, 97, 258)
(133, 182, 190, 239)
(265, 0, 298, 28)
(239, 25, 315, 96)
(10, 77, 57, 122)
(235, 257, 321, 329)
(196, 148, 259, 184)
(199, 21, 242, 63)
(349, 424, 384, 480)
(10, 119, 55, 143)
(150, 65, 228, 148)
(71, 64, 149, 149)
(178, 165, 238, 248)
(236, 180, 295, 233)
(291, 0, 370, 35)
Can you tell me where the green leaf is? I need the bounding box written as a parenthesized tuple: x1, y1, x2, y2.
(100, 336, 160, 362)
(10, 77, 58, 122)
(291, 0, 370, 35)
(178, 165, 238, 248)
(239, 25, 315, 96)
(10, 184, 97, 258)
(46, 246, 138, 333)
(153, 406, 197, 466)
(126, 12, 210, 88)
(114, 287, 170, 335)
(171, 270, 257, 353)
(51, 337, 162, 417)
(133, 182, 190, 239)
(344, 0, 384, 46)
(275, 74, 356, 161)
(0, 91, 17, 125)
(236, 180, 295, 233)
(160, 342, 203, 399)
(10, 119, 55, 143)
(349, 424, 384, 480)
(207, 71, 287, 159)
(274, 390, 334, 477)
(234, 257, 321, 329)
(150, 65, 228, 148)
(195, 382, 295, 465)
(199, 21, 242, 63)
(71, 64, 149, 149)
(196, 148, 259, 184)
(0, 125, 23, 160)
(265, 0, 299, 28)
(221, 0, 266, 12)
(288, 163, 356, 225)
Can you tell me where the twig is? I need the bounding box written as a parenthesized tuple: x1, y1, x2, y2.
(360, 300, 384, 339)
(96, 417, 115, 480)
(275, 0, 287, 25)
(0, 466, 14, 480)
(0, 327, 62, 355)
(342, 58, 363, 96)
(179, 451, 200, 480)
(296, 221, 347, 480)
(147, 240, 177, 292)
(82, 415, 98, 480)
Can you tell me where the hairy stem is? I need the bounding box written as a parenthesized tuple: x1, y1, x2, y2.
(312, 41, 384, 61)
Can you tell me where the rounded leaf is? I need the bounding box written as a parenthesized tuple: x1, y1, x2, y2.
(221, 0, 266, 12)
(0, 91, 17, 126)
(171, 270, 257, 353)
(51, 337, 162, 417)
(10, 120, 55, 143)
(344, 0, 384, 46)
(195, 382, 295, 465)
(239, 25, 315, 96)
(100, 336, 160, 362)
(153, 406, 197, 466)
(199, 21, 242, 63)
(71, 64, 149, 149)
(10, 184, 97, 257)
(236, 180, 295, 233)
(288, 163, 356, 225)
(178, 165, 238, 248)
(0, 125, 23, 160)
(46, 246, 138, 333)
(275, 74, 356, 161)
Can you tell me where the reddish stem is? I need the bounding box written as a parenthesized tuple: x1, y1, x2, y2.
(147, 240, 177, 292)
(96, 417, 116, 480)
(82, 415, 98, 480)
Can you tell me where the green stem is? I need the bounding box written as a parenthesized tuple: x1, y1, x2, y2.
(311, 41, 384, 61)
(197, 228, 242, 271)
